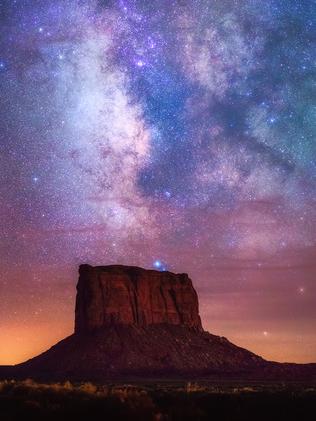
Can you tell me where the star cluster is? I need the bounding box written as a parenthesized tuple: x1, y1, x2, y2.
(1, 0, 316, 364)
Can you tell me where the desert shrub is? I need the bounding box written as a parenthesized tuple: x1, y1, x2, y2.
(79, 382, 97, 394)
(0, 380, 316, 421)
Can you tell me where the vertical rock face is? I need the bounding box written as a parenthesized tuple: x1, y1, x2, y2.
(75, 264, 202, 333)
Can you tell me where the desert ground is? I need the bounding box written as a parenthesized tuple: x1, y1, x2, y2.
(1, 378, 316, 421)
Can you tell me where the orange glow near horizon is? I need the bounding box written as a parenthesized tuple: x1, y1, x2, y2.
(0, 323, 73, 366)
(1, 294, 315, 366)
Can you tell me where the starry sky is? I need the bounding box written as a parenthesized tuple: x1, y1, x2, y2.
(1, 0, 316, 365)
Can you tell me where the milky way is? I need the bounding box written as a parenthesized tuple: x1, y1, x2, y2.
(1, 0, 316, 364)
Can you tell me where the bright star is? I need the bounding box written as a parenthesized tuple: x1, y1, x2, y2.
(164, 191, 171, 198)
(153, 260, 167, 271)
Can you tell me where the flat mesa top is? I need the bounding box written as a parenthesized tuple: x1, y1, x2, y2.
(79, 263, 188, 278)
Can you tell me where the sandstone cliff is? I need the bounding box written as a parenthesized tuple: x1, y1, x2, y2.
(75, 264, 202, 333)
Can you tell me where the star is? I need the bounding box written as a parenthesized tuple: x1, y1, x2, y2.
(136, 60, 145, 67)
(164, 191, 171, 198)
(153, 260, 162, 269)
(153, 260, 167, 271)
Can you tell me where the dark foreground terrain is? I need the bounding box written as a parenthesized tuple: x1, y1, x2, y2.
(0, 379, 315, 421)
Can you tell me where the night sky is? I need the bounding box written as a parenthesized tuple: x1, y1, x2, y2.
(1, 0, 316, 365)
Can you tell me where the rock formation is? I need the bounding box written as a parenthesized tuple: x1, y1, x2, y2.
(5, 264, 315, 381)
(75, 264, 202, 333)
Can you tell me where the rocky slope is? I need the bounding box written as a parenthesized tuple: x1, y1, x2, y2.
(14, 325, 268, 381)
